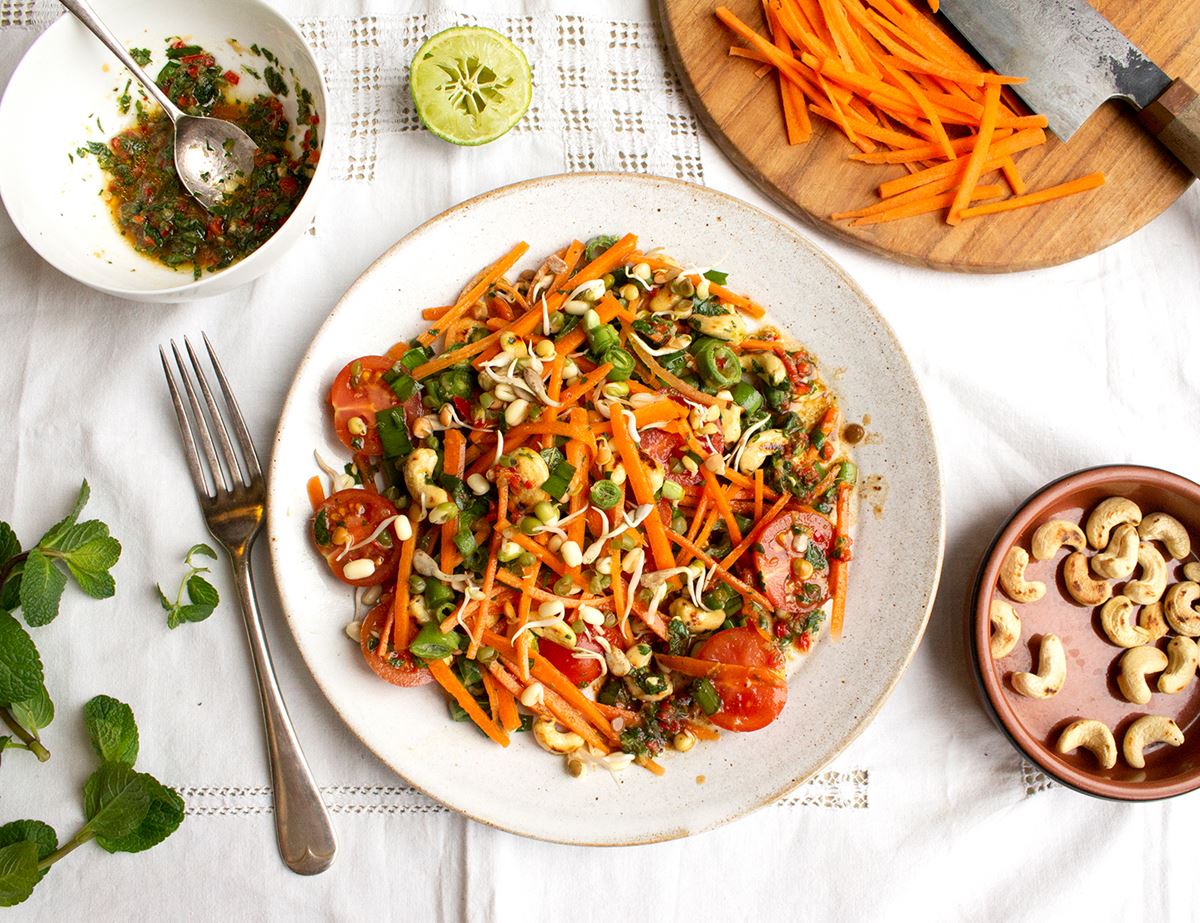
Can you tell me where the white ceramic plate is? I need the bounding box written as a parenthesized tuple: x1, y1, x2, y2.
(267, 173, 944, 845)
(0, 0, 329, 301)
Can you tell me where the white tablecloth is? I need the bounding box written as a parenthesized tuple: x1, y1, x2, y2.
(2, 0, 1199, 919)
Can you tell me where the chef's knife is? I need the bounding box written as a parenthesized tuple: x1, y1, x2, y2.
(938, 0, 1200, 177)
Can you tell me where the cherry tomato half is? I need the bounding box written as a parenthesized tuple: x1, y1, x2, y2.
(312, 489, 400, 586)
(538, 621, 626, 687)
(697, 627, 787, 732)
(753, 510, 834, 617)
(330, 355, 399, 455)
(359, 600, 433, 687)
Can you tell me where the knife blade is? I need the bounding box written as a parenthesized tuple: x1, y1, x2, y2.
(939, 0, 1200, 176)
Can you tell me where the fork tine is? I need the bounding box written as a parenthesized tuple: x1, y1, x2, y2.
(202, 332, 262, 483)
(160, 346, 215, 500)
(184, 337, 247, 489)
(171, 340, 232, 493)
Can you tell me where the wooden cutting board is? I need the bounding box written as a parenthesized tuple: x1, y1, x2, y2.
(659, 0, 1200, 271)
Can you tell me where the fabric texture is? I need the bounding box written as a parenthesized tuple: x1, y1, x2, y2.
(1, 0, 1199, 920)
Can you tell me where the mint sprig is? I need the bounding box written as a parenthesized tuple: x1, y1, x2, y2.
(0, 696, 184, 906)
(0, 480, 122, 767)
(157, 543, 219, 629)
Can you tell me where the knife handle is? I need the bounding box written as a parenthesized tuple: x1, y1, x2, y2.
(1139, 78, 1200, 179)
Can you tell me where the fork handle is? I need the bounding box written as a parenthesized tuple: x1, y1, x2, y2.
(231, 553, 337, 874)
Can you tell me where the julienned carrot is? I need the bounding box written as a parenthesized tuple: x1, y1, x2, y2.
(767, 5, 812, 144)
(958, 172, 1106, 218)
(557, 292, 623, 353)
(504, 420, 597, 451)
(420, 304, 454, 321)
(753, 469, 765, 521)
(628, 335, 722, 407)
(849, 127, 1012, 163)
(828, 480, 853, 640)
(701, 466, 743, 543)
(1000, 157, 1026, 195)
(655, 653, 786, 685)
(391, 506, 419, 650)
(427, 658, 510, 747)
(666, 527, 775, 612)
(515, 561, 540, 682)
(495, 568, 611, 608)
(306, 476, 325, 511)
(878, 128, 1045, 198)
(610, 405, 676, 570)
(471, 478, 507, 657)
(831, 169, 963, 219)
(441, 429, 466, 572)
(721, 493, 790, 570)
(850, 183, 1004, 226)
(492, 677, 521, 733)
(418, 242, 528, 346)
(558, 362, 614, 407)
(947, 81, 1001, 224)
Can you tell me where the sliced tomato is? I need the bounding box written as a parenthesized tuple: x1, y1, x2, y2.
(359, 600, 433, 687)
(753, 510, 834, 616)
(312, 489, 400, 586)
(539, 635, 605, 686)
(697, 627, 786, 732)
(330, 355, 399, 455)
(640, 428, 682, 466)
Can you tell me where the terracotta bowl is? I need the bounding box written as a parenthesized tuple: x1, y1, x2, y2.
(970, 465, 1200, 800)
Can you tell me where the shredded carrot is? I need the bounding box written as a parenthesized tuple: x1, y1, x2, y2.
(610, 405, 676, 570)
(628, 335, 722, 407)
(958, 172, 1106, 218)
(306, 476, 325, 511)
(427, 659, 510, 747)
(753, 470, 765, 521)
(947, 81, 1001, 224)
(701, 466, 743, 543)
(656, 653, 786, 685)
(721, 494, 790, 570)
(851, 183, 1004, 225)
(666, 527, 775, 612)
(418, 243, 528, 347)
(391, 506, 418, 650)
(441, 430, 466, 572)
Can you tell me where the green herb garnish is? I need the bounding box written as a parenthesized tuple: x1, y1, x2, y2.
(156, 544, 220, 629)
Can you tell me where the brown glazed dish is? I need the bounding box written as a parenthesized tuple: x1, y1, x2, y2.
(970, 465, 1200, 800)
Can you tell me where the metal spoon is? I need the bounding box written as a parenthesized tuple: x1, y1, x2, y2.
(61, 0, 257, 212)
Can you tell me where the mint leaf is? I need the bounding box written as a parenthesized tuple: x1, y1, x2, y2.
(96, 779, 184, 854)
(82, 763, 151, 838)
(157, 587, 173, 611)
(0, 523, 18, 568)
(83, 695, 138, 765)
(38, 480, 90, 550)
(9, 683, 53, 732)
(0, 820, 57, 883)
(186, 574, 218, 608)
(702, 269, 729, 285)
(55, 520, 109, 552)
(18, 551, 66, 627)
(0, 612, 43, 705)
(186, 543, 217, 562)
(0, 840, 39, 907)
(66, 565, 116, 601)
(170, 604, 214, 629)
(52, 524, 121, 600)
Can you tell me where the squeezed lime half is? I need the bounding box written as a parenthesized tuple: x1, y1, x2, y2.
(410, 26, 532, 146)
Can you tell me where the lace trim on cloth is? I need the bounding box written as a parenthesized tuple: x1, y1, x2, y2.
(179, 771, 869, 817)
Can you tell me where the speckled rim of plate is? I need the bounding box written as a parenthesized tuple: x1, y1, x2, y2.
(265, 172, 945, 845)
(968, 463, 1200, 802)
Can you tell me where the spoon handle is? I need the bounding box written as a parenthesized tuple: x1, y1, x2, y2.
(57, 0, 184, 122)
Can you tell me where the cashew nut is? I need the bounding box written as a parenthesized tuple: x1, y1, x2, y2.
(1139, 601, 1170, 642)
(669, 597, 725, 633)
(718, 401, 743, 445)
(1122, 715, 1184, 769)
(1184, 562, 1200, 583)
(999, 546, 1045, 604)
(740, 352, 787, 386)
(1031, 519, 1087, 561)
(1091, 523, 1139, 580)
(1085, 497, 1142, 550)
(1062, 552, 1112, 607)
(690, 311, 747, 343)
(403, 448, 449, 511)
(1011, 634, 1065, 699)
(989, 599, 1021, 659)
(1158, 636, 1199, 694)
(1117, 645, 1168, 705)
(1164, 582, 1200, 636)
(738, 429, 786, 475)
(1099, 596, 1153, 648)
(1125, 542, 1168, 605)
(1055, 719, 1117, 770)
(1138, 512, 1191, 560)
(509, 447, 550, 507)
(532, 716, 584, 754)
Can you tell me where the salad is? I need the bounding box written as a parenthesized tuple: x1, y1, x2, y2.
(308, 233, 856, 776)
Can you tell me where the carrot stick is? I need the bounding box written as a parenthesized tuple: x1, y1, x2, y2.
(427, 659, 510, 747)
(610, 405, 676, 570)
(666, 527, 775, 611)
(391, 506, 418, 650)
(418, 242, 528, 346)
(441, 430, 466, 572)
(828, 480, 853, 641)
(481, 669, 500, 722)
(722, 493, 791, 570)
(701, 466, 743, 543)
(958, 172, 1106, 218)
(515, 560, 540, 682)
(679, 510, 719, 567)
(947, 81, 1001, 224)
(471, 479, 507, 656)
(850, 183, 1004, 226)
(849, 127, 1011, 163)
(1000, 157, 1027, 194)
(628, 336, 722, 406)
(753, 469, 765, 521)
(656, 653, 785, 685)
(878, 128, 1045, 198)
(306, 476, 325, 511)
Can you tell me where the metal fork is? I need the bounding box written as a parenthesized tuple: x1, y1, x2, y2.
(160, 334, 336, 875)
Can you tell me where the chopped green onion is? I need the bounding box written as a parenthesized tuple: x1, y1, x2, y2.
(837, 460, 858, 486)
(590, 479, 621, 510)
(602, 347, 634, 381)
(410, 622, 462, 661)
(693, 678, 722, 715)
(375, 406, 412, 458)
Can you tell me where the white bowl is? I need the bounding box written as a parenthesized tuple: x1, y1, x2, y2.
(0, 0, 330, 302)
(267, 173, 946, 844)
